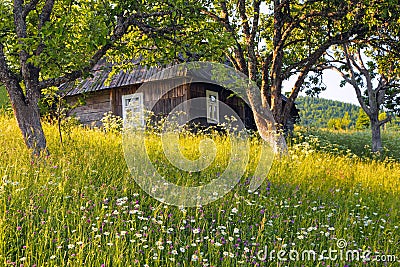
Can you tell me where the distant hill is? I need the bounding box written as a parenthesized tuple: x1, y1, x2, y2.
(295, 96, 360, 128)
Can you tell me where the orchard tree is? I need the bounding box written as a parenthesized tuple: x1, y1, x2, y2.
(203, 0, 369, 132)
(325, 45, 399, 151)
(321, 1, 400, 152)
(0, 0, 208, 155)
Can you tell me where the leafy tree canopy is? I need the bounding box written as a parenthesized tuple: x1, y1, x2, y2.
(0, 0, 218, 154)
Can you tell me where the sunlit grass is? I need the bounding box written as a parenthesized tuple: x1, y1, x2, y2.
(293, 126, 400, 160)
(0, 115, 399, 266)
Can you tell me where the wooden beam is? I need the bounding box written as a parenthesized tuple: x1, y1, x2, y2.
(110, 88, 116, 115)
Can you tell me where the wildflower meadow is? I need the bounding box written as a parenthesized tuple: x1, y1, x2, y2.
(0, 113, 399, 266)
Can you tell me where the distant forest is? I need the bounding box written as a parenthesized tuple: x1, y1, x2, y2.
(295, 96, 359, 128)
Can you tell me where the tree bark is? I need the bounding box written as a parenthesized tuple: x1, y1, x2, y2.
(6, 82, 47, 156)
(15, 101, 47, 156)
(247, 86, 287, 154)
(370, 118, 382, 153)
(269, 0, 285, 128)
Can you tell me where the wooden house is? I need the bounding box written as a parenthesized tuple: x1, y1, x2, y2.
(61, 59, 298, 131)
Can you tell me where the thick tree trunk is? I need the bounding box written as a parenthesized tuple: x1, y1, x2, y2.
(5, 82, 47, 156)
(370, 119, 382, 153)
(14, 102, 47, 155)
(247, 88, 288, 154)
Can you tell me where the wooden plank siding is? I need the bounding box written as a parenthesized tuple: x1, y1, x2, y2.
(67, 79, 189, 126)
(112, 85, 140, 117)
(66, 80, 256, 130)
(67, 90, 111, 126)
(187, 82, 256, 129)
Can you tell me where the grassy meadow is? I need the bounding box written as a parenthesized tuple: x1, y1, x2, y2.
(0, 113, 399, 266)
(292, 127, 400, 161)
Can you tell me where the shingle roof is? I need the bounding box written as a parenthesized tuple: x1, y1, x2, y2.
(60, 58, 167, 96)
(60, 59, 292, 104)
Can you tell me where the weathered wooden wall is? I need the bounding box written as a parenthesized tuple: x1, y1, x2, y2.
(112, 80, 189, 117)
(188, 82, 256, 129)
(66, 80, 256, 130)
(67, 90, 111, 126)
(67, 79, 190, 126)
(110, 84, 140, 117)
(141, 79, 189, 116)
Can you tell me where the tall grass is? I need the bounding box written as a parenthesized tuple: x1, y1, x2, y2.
(292, 127, 400, 161)
(0, 115, 399, 266)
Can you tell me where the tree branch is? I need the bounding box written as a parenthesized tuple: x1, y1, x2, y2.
(283, 37, 336, 120)
(278, 9, 348, 53)
(282, 38, 307, 49)
(22, 0, 40, 19)
(329, 65, 353, 85)
(38, 11, 175, 90)
(237, 0, 260, 80)
(13, 0, 38, 96)
(38, 0, 54, 30)
(13, 0, 27, 39)
(202, 3, 248, 75)
(238, 0, 251, 38)
(250, 0, 261, 42)
(31, 0, 55, 58)
(201, 9, 232, 33)
(225, 52, 240, 70)
(282, 28, 364, 79)
(378, 115, 392, 126)
(339, 45, 372, 115)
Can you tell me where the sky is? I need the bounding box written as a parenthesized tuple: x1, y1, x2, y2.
(282, 70, 360, 106)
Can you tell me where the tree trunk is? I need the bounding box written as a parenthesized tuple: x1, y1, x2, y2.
(246, 88, 287, 155)
(5, 82, 48, 156)
(370, 119, 382, 153)
(14, 101, 47, 156)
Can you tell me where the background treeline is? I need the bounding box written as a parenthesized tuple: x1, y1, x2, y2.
(296, 96, 400, 130)
(296, 96, 359, 128)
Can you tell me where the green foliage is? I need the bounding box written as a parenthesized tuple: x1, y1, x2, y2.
(59, 116, 81, 140)
(0, 84, 9, 108)
(356, 108, 370, 130)
(341, 112, 351, 129)
(327, 112, 351, 130)
(296, 96, 359, 128)
(378, 112, 387, 122)
(0, 114, 399, 266)
(327, 118, 339, 130)
(38, 86, 61, 119)
(387, 116, 400, 131)
(0, 0, 218, 84)
(0, 84, 12, 116)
